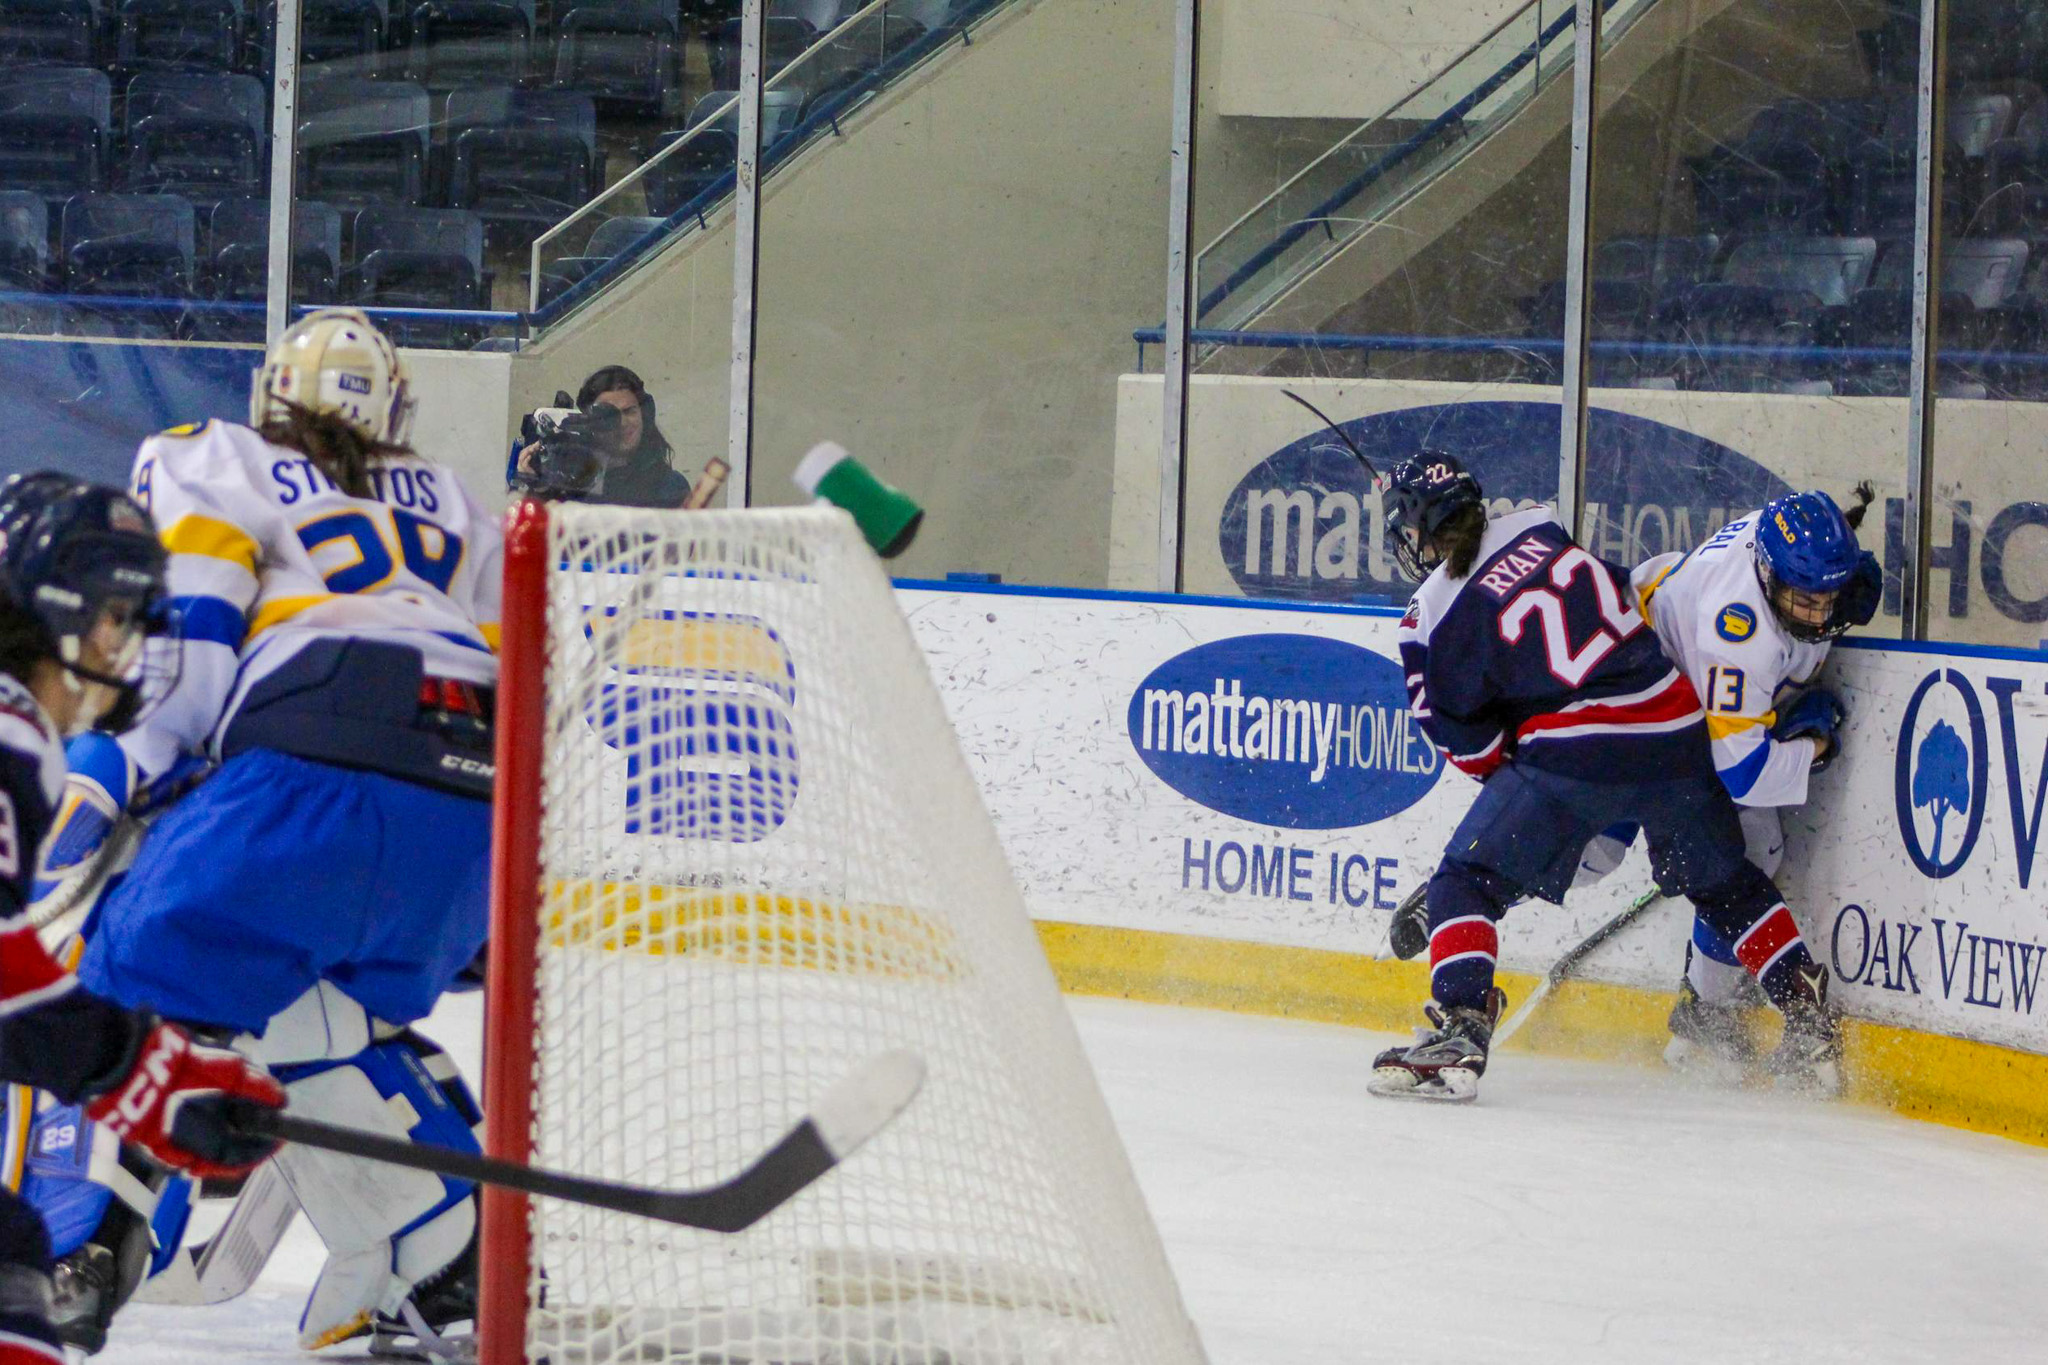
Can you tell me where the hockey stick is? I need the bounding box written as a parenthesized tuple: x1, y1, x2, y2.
(233, 1050, 925, 1234)
(1280, 389, 1380, 481)
(1491, 888, 1667, 1047)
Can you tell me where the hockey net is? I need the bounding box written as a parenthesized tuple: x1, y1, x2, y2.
(481, 502, 1206, 1365)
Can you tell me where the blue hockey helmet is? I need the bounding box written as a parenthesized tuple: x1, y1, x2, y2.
(1754, 490, 1862, 642)
(0, 472, 171, 731)
(1384, 450, 1485, 581)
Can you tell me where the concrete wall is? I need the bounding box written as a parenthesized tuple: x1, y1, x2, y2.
(513, 0, 1178, 589)
(1210, 0, 1527, 122)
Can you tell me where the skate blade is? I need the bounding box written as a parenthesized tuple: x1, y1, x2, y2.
(1662, 1036, 1751, 1087)
(1368, 1067, 1478, 1103)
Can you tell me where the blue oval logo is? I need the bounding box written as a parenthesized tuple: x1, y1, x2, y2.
(1715, 602, 1758, 641)
(1126, 633, 1439, 829)
(1220, 401, 1790, 604)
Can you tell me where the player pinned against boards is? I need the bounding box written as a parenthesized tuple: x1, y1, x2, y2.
(506, 364, 698, 507)
(1565, 487, 1879, 1080)
(1366, 453, 1841, 1104)
(19, 310, 499, 1359)
(0, 474, 285, 1365)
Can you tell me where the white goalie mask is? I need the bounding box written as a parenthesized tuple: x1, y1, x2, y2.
(250, 308, 417, 446)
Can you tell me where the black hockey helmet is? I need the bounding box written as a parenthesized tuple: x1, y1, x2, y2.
(0, 472, 173, 731)
(1383, 450, 1485, 582)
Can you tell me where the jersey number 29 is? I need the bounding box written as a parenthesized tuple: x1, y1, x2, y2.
(1497, 547, 1645, 686)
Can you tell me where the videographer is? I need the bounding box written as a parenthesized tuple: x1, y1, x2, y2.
(507, 365, 697, 507)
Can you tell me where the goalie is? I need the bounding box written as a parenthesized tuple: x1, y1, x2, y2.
(21, 310, 500, 1360)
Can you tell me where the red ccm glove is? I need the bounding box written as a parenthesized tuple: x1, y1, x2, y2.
(87, 1020, 286, 1181)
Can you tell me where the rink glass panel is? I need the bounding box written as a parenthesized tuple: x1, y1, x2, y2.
(746, 0, 1175, 591)
(1573, 0, 1910, 637)
(1174, 2, 1576, 606)
(1927, 0, 2048, 650)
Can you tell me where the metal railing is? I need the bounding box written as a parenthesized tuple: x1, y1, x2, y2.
(526, 0, 1011, 324)
(1194, 0, 1661, 334)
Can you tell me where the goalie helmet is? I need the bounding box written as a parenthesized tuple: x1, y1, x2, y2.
(251, 308, 416, 447)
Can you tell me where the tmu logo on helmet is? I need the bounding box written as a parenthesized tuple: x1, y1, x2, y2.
(1126, 634, 1439, 829)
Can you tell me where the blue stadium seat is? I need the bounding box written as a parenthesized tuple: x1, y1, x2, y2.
(0, 66, 108, 202)
(550, 0, 676, 111)
(60, 191, 194, 335)
(0, 190, 51, 331)
(642, 126, 732, 215)
(1718, 235, 1878, 308)
(769, 0, 845, 32)
(297, 78, 430, 208)
(112, 0, 244, 71)
(293, 0, 384, 65)
(348, 203, 485, 343)
(404, 0, 532, 87)
(120, 72, 266, 197)
(680, 87, 803, 141)
(535, 211, 660, 304)
(0, 0, 96, 64)
(708, 14, 811, 88)
(0, 190, 48, 289)
(202, 197, 342, 299)
(443, 87, 600, 229)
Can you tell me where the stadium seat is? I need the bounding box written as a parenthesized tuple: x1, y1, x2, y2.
(0, 0, 96, 64)
(1660, 282, 1825, 393)
(770, 0, 845, 32)
(535, 211, 660, 304)
(0, 190, 51, 331)
(297, 78, 430, 208)
(641, 126, 732, 215)
(190, 196, 342, 338)
(59, 191, 194, 335)
(708, 14, 811, 88)
(112, 0, 243, 70)
(120, 72, 266, 197)
(679, 86, 803, 141)
(0, 66, 108, 202)
(404, 0, 532, 87)
(1688, 131, 1831, 235)
(1718, 235, 1878, 308)
(443, 87, 600, 229)
(348, 203, 485, 343)
(297, 0, 384, 65)
(550, 0, 677, 112)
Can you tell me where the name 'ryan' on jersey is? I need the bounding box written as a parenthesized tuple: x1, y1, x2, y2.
(1397, 507, 1713, 785)
(122, 420, 502, 784)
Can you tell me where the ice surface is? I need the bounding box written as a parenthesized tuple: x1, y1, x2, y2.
(101, 994, 2045, 1364)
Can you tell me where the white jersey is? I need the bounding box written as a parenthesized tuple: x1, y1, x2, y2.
(122, 419, 501, 782)
(1631, 511, 1831, 808)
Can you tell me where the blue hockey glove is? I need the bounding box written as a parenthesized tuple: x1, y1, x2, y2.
(32, 734, 132, 902)
(1834, 551, 1882, 629)
(1771, 688, 1846, 770)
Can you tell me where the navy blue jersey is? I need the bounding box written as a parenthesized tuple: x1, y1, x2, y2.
(0, 676, 143, 1101)
(1397, 508, 1714, 785)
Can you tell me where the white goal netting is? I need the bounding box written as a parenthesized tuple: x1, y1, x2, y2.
(501, 504, 1205, 1365)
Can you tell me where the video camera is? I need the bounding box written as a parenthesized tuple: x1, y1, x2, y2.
(511, 390, 624, 500)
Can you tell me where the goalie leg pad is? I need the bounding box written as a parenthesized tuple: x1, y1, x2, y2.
(273, 1037, 479, 1351)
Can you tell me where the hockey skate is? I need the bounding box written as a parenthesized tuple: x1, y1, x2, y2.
(1368, 989, 1506, 1103)
(368, 1239, 477, 1362)
(1764, 964, 1843, 1098)
(1662, 978, 1757, 1083)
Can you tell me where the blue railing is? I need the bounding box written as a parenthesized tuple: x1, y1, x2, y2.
(0, 292, 523, 336)
(529, 0, 1015, 331)
(1197, 0, 1589, 326)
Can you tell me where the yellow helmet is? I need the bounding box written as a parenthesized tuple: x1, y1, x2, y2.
(250, 308, 416, 446)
